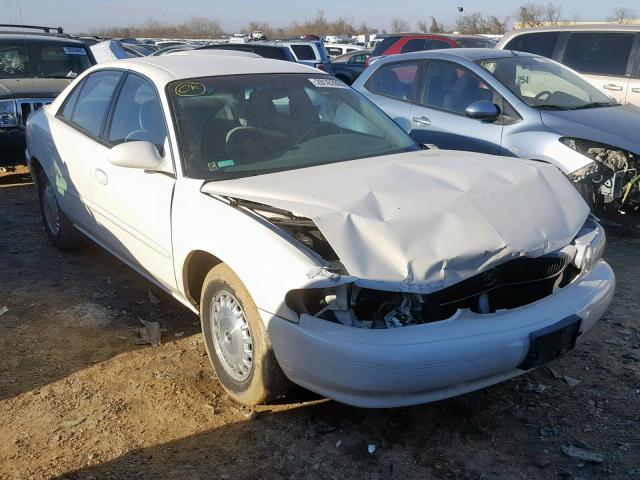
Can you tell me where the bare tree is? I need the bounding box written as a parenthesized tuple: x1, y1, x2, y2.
(545, 3, 562, 24)
(610, 6, 637, 23)
(514, 2, 544, 27)
(430, 17, 446, 33)
(455, 12, 507, 34)
(416, 20, 429, 33)
(390, 18, 411, 33)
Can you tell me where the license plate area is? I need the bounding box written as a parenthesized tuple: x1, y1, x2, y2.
(518, 315, 582, 370)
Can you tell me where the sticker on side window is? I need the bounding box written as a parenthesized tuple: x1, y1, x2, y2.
(308, 78, 348, 88)
(63, 47, 87, 55)
(175, 82, 206, 97)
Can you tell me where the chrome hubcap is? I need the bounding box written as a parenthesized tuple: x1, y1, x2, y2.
(42, 182, 60, 236)
(210, 290, 253, 381)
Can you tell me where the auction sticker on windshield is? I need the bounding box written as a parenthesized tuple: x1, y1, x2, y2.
(308, 78, 348, 88)
(63, 47, 87, 55)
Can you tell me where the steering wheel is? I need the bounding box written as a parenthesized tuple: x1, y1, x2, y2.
(125, 130, 147, 142)
(297, 123, 341, 143)
(534, 91, 552, 101)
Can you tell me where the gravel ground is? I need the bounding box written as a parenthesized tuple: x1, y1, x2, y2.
(0, 164, 639, 480)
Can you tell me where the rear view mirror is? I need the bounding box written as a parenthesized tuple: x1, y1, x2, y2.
(107, 141, 172, 174)
(465, 100, 500, 120)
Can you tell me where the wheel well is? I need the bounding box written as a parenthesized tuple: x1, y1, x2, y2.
(29, 157, 44, 185)
(183, 250, 223, 307)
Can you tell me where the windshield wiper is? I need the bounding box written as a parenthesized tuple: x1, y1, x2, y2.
(530, 104, 572, 111)
(566, 101, 618, 110)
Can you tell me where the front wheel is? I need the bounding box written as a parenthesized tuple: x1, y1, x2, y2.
(200, 264, 290, 405)
(37, 173, 78, 250)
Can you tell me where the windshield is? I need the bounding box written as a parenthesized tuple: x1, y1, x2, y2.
(0, 42, 93, 79)
(478, 56, 617, 110)
(168, 74, 420, 180)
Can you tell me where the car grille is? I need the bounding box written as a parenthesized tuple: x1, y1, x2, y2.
(16, 98, 54, 126)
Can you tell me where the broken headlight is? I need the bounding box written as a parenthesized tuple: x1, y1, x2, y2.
(573, 215, 606, 273)
(0, 99, 18, 128)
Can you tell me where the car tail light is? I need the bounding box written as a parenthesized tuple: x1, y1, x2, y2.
(315, 63, 326, 71)
(365, 57, 369, 67)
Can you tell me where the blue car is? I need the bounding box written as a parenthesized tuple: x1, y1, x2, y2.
(353, 49, 640, 222)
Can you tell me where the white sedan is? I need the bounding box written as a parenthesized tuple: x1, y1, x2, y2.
(26, 53, 615, 408)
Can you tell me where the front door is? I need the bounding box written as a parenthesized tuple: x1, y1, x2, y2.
(90, 73, 176, 290)
(410, 60, 502, 154)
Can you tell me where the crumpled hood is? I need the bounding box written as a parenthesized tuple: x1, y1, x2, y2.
(202, 150, 589, 292)
(540, 104, 640, 155)
(0, 78, 71, 99)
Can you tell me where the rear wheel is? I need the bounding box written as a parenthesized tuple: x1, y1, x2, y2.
(200, 264, 290, 405)
(37, 173, 78, 250)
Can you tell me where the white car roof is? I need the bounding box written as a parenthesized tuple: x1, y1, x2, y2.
(82, 53, 322, 86)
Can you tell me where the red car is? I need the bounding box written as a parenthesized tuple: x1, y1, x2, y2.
(368, 33, 496, 66)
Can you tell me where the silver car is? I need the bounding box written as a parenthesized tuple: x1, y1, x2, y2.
(353, 49, 640, 226)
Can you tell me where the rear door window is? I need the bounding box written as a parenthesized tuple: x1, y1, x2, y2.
(367, 61, 421, 101)
(562, 32, 635, 76)
(427, 39, 453, 50)
(371, 36, 401, 56)
(69, 70, 122, 137)
(401, 39, 426, 53)
(58, 79, 84, 120)
(504, 32, 560, 58)
(290, 45, 316, 61)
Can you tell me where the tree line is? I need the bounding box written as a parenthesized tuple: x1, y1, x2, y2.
(86, 5, 638, 39)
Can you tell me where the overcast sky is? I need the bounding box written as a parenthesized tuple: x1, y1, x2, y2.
(3, 0, 639, 34)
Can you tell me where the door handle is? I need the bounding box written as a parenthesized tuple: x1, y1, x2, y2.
(603, 84, 623, 91)
(412, 116, 431, 127)
(632, 87, 640, 94)
(95, 169, 108, 185)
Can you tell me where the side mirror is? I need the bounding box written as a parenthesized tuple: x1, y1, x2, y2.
(107, 141, 172, 174)
(465, 100, 500, 120)
(393, 117, 412, 133)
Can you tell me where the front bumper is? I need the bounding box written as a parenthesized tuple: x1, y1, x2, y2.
(265, 260, 615, 408)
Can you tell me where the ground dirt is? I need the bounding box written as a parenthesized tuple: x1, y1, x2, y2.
(0, 163, 639, 480)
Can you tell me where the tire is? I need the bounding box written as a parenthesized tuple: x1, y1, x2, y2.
(200, 264, 290, 405)
(37, 172, 78, 250)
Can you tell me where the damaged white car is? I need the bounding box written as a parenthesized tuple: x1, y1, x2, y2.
(26, 54, 615, 407)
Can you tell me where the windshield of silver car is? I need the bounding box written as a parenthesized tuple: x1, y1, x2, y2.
(478, 56, 617, 110)
(167, 74, 420, 180)
(0, 42, 93, 79)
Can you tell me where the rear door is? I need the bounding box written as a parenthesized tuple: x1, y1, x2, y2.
(52, 70, 123, 233)
(362, 60, 423, 125)
(559, 32, 635, 103)
(91, 73, 176, 289)
(409, 60, 502, 154)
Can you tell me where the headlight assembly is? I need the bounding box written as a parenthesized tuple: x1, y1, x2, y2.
(573, 216, 606, 272)
(0, 99, 18, 128)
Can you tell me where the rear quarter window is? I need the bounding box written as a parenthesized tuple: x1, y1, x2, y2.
(290, 45, 316, 61)
(504, 32, 559, 58)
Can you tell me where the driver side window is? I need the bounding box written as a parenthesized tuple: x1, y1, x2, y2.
(421, 61, 495, 115)
(107, 74, 167, 154)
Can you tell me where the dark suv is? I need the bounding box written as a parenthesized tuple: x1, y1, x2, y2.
(0, 25, 95, 152)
